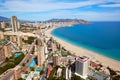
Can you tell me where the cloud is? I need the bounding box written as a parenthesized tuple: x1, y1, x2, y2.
(0, 0, 94, 12)
(99, 3, 120, 7)
(0, 0, 119, 12)
(8, 10, 119, 21)
(0, 0, 120, 21)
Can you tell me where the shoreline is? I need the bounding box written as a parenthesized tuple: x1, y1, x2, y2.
(45, 27, 120, 71)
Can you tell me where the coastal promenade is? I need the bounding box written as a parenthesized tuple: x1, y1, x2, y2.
(45, 27, 120, 71)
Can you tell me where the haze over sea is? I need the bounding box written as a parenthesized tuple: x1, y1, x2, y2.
(52, 22, 120, 61)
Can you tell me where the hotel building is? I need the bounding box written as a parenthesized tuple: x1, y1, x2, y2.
(75, 56, 90, 79)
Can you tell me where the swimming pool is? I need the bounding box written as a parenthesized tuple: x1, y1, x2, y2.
(35, 67, 42, 72)
(28, 58, 37, 67)
(15, 53, 21, 57)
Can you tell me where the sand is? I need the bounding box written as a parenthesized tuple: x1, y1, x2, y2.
(45, 27, 120, 71)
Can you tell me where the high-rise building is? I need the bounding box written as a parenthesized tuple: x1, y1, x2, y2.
(1, 21, 5, 28)
(11, 16, 18, 32)
(53, 54, 59, 66)
(37, 46, 45, 67)
(0, 40, 13, 63)
(75, 56, 90, 79)
(51, 42, 56, 53)
(18, 22, 20, 30)
(65, 66, 71, 80)
(17, 36, 22, 47)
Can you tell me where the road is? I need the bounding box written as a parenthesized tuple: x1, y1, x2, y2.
(0, 40, 36, 80)
(19, 39, 36, 66)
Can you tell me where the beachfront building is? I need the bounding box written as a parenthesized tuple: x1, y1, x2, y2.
(75, 56, 90, 79)
(88, 70, 110, 80)
(11, 16, 18, 32)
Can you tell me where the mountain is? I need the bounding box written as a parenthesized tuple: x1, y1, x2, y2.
(45, 18, 90, 24)
(0, 16, 10, 22)
(0, 16, 35, 23)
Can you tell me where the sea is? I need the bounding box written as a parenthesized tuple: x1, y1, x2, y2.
(51, 22, 120, 61)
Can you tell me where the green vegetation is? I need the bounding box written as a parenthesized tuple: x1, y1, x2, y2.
(22, 37, 35, 44)
(0, 39, 7, 45)
(107, 67, 120, 80)
(112, 75, 120, 80)
(40, 69, 44, 75)
(4, 35, 10, 40)
(87, 76, 97, 80)
(15, 53, 25, 65)
(0, 53, 25, 75)
(18, 78, 26, 80)
(31, 46, 35, 54)
(22, 63, 25, 67)
(71, 74, 82, 80)
(48, 66, 59, 80)
(25, 71, 29, 74)
(107, 67, 116, 76)
(48, 66, 66, 80)
(30, 67, 35, 71)
(0, 27, 5, 32)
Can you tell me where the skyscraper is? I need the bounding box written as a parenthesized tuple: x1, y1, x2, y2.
(11, 16, 18, 32)
(37, 46, 45, 67)
(75, 56, 90, 78)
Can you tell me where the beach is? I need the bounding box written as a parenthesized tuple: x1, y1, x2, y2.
(45, 27, 120, 71)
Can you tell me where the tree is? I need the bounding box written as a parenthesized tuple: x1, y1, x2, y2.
(107, 67, 116, 76)
(40, 70, 44, 75)
(30, 67, 35, 71)
(5, 57, 9, 62)
(71, 74, 82, 80)
(18, 78, 25, 80)
(22, 63, 25, 67)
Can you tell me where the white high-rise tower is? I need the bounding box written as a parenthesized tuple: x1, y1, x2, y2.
(75, 56, 90, 79)
(11, 16, 18, 32)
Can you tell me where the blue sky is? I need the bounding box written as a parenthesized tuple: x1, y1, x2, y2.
(0, 0, 120, 21)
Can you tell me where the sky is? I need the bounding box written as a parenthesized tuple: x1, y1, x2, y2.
(0, 0, 120, 21)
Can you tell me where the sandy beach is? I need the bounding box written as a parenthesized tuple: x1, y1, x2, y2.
(45, 27, 120, 71)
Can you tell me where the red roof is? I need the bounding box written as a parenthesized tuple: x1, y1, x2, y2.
(47, 65, 53, 76)
(90, 61, 98, 68)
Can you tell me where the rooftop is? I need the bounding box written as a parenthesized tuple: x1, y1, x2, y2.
(77, 56, 89, 62)
(88, 70, 110, 80)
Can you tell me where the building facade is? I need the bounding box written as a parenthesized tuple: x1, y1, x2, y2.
(11, 16, 18, 32)
(0, 46, 5, 64)
(75, 56, 90, 78)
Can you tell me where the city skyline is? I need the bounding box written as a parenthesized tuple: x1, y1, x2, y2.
(0, 0, 120, 21)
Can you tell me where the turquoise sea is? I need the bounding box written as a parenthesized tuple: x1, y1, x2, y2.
(51, 22, 120, 61)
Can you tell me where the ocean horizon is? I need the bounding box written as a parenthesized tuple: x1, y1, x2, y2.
(51, 22, 120, 61)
